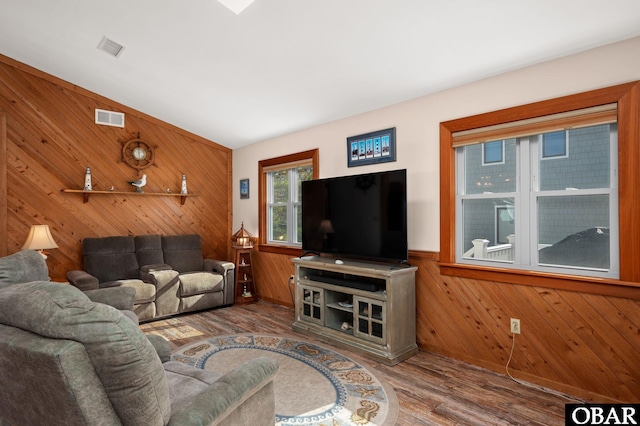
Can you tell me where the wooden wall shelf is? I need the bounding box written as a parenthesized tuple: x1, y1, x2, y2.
(61, 189, 197, 205)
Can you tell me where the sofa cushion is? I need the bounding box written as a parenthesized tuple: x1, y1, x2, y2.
(180, 292, 224, 314)
(164, 358, 279, 425)
(134, 302, 157, 322)
(135, 235, 165, 267)
(179, 272, 224, 297)
(83, 236, 140, 282)
(164, 361, 223, 413)
(0, 281, 171, 425)
(0, 250, 49, 286)
(116, 279, 157, 304)
(162, 235, 204, 273)
(83, 286, 136, 311)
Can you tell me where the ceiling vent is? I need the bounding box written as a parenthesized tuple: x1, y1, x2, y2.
(97, 36, 125, 58)
(217, 0, 256, 14)
(95, 109, 125, 128)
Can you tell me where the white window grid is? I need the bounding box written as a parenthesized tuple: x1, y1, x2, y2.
(456, 127, 619, 279)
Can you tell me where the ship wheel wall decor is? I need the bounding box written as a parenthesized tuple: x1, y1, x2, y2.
(121, 136, 155, 173)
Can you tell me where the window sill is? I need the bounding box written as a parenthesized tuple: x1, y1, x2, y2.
(439, 262, 640, 300)
(258, 243, 304, 257)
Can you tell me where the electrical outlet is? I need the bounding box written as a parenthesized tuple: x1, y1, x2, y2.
(510, 318, 521, 334)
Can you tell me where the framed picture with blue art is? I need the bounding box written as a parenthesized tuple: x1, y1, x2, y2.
(347, 127, 396, 167)
(240, 179, 250, 199)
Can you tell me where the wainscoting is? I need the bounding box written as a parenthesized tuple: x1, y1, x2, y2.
(252, 249, 640, 403)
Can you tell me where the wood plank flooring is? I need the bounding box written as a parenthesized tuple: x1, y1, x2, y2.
(157, 301, 582, 425)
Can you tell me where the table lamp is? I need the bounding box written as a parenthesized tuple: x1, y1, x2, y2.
(22, 224, 59, 259)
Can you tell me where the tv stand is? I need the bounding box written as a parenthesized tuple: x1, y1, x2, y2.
(292, 256, 418, 365)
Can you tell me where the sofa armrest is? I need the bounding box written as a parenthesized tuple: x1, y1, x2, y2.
(145, 334, 171, 363)
(168, 357, 278, 426)
(84, 286, 136, 311)
(140, 268, 180, 288)
(66, 270, 99, 291)
(204, 260, 235, 305)
(204, 259, 235, 275)
(140, 268, 181, 317)
(140, 263, 173, 273)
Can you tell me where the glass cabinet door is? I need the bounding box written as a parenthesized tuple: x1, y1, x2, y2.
(354, 296, 385, 344)
(299, 285, 323, 325)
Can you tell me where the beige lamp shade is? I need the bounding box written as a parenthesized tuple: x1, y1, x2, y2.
(22, 225, 59, 258)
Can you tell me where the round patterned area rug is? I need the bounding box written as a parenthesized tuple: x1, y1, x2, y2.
(172, 334, 398, 426)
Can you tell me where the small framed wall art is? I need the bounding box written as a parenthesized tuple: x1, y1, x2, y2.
(240, 179, 250, 199)
(347, 127, 396, 167)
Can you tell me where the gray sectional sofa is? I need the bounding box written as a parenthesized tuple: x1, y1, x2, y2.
(0, 249, 278, 425)
(66, 234, 235, 321)
(0, 279, 278, 426)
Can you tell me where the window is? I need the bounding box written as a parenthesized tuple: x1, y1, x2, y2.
(457, 124, 618, 278)
(495, 205, 515, 244)
(258, 149, 319, 254)
(483, 140, 504, 164)
(440, 81, 640, 293)
(542, 131, 568, 158)
(266, 165, 312, 244)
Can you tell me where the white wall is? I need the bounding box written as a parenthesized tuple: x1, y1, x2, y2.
(233, 36, 640, 252)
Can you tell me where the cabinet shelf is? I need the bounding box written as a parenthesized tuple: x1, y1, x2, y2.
(292, 256, 418, 365)
(326, 303, 353, 313)
(234, 248, 256, 305)
(61, 189, 197, 205)
(326, 321, 354, 335)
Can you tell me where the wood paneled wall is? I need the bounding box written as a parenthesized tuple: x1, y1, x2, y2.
(253, 249, 639, 403)
(253, 249, 297, 305)
(0, 55, 232, 279)
(2, 53, 637, 404)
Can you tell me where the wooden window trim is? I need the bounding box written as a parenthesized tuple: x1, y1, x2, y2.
(258, 149, 319, 256)
(440, 81, 640, 299)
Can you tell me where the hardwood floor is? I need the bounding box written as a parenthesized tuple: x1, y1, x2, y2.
(156, 301, 581, 425)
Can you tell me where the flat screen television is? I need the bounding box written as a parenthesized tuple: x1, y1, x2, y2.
(301, 169, 408, 263)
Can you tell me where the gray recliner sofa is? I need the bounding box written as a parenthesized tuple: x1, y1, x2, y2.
(66, 234, 235, 321)
(0, 280, 278, 426)
(0, 249, 137, 319)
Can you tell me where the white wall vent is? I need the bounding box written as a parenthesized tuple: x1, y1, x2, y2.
(217, 0, 256, 14)
(97, 36, 125, 58)
(95, 109, 125, 128)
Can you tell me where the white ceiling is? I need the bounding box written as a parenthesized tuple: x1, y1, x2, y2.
(1, 0, 640, 149)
